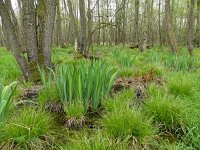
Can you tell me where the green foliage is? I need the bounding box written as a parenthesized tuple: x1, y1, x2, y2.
(102, 89, 134, 112)
(60, 131, 129, 150)
(38, 66, 53, 90)
(101, 109, 155, 139)
(147, 84, 166, 98)
(66, 101, 85, 119)
(147, 50, 164, 65)
(117, 54, 136, 67)
(0, 108, 55, 149)
(164, 54, 196, 71)
(118, 67, 134, 77)
(167, 74, 195, 98)
(144, 94, 188, 129)
(38, 86, 60, 106)
(0, 48, 22, 82)
(53, 60, 118, 110)
(0, 81, 17, 122)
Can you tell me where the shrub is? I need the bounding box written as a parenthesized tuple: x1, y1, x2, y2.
(0, 81, 17, 122)
(101, 109, 154, 139)
(53, 60, 118, 110)
(0, 108, 55, 149)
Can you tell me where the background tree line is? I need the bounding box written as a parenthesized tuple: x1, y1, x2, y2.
(0, 0, 199, 81)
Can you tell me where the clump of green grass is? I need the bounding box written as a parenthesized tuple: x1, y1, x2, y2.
(118, 68, 134, 77)
(53, 60, 118, 110)
(64, 101, 86, 129)
(102, 89, 134, 112)
(38, 86, 60, 106)
(144, 94, 188, 134)
(101, 108, 155, 139)
(147, 50, 164, 65)
(147, 84, 166, 98)
(167, 74, 195, 98)
(164, 54, 196, 71)
(0, 108, 55, 149)
(66, 101, 85, 119)
(38, 67, 53, 90)
(60, 131, 130, 150)
(0, 48, 22, 82)
(117, 55, 136, 68)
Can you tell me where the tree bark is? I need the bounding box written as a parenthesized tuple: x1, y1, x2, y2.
(0, 0, 30, 79)
(22, 0, 38, 62)
(196, 0, 200, 47)
(42, 0, 57, 68)
(140, 0, 148, 51)
(67, 0, 80, 47)
(158, 0, 162, 45)
(87, 0, 93, 50)
(165, 0, 180, 53)
(187, 0, 195, 55)
(56, 0, 64, 47)
(79, 0, 88, 54)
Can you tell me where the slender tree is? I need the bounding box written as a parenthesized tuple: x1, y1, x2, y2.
(165, 0, 180, 53)
(79, 0, 88, 54)
(187, 0, 195, 55)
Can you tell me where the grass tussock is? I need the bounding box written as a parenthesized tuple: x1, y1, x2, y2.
(0, 108, 56, 149)
(101, 108, 155, 139)
(144, 94, 188, 138)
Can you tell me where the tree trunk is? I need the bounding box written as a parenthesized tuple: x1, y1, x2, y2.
(79, 0, 88, 54)
(42, 0, 57, 68)
(0, 1, 30, 79)
(22, 0, 38, 62)
(158, 0, 162, 45)
(87, 0, 93, 50)
(140, 0, 148, 51)
(0, 0, 57, 81)
(134, 0, 140, 44)
(55, 0, 63, 47)
(196, 0, 200, 47)
(165, 0, 180, 53)
(187, 0, 195, 55)
(67, 0, 80, 47)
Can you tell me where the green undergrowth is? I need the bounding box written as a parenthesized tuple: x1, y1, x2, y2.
(0, 46, 200, 149)
(0, 48, 22, 83)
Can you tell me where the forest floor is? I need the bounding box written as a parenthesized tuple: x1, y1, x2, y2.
(0, 46, 200, 149)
